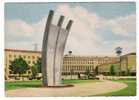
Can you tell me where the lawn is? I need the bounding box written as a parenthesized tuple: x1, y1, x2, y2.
(5, 80, 41, 91)
(5, 79, 136, 96)
(5, 79, 100, 91)
(95, 79, 136, 96)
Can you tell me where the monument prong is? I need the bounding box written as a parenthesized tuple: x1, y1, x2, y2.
(66, 20, 73, 32)
(41, 10, 54, 86)
(57, 15, 65, 27)
(44, 10, 54, 34)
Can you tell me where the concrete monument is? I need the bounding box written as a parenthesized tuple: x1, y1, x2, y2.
(41, 10, 73, 86)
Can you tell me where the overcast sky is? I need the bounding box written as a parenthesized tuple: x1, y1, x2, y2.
(5, 2, 136, 56)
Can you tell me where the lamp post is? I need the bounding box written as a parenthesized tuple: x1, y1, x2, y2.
(68, 50, 72, 55)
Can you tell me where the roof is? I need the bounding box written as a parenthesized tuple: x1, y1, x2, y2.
(5, 49, 41, 53)
(64, 54, 117, 58)
(98, 61, 119, 67)
(122, 52, 136, 56)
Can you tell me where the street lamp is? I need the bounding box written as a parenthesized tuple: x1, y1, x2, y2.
(68, 50, 72, 55)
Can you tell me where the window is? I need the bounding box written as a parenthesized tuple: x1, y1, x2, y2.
(9, 71, 13, 74)
(14, 55, 16, 58)
(28, 71, 31, 74)
(23, 55, 26, 58)
(32, 61, 35, 64)
(32, 56, 35, 59)
(28, 61, 31, 64)
(9, 60, 12, 63)
(9, 55, 12, 58)
(28, 56, 30, 58)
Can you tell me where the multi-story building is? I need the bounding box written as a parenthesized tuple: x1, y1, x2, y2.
(120, 53, 136, 75)
(98, 53, 136, 76)
(5, 49, 118, 79)
(62, 54, 118, 75)
(5, 49, 41, 79)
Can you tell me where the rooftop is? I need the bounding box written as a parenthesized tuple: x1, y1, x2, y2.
(5, 49, 41, 53)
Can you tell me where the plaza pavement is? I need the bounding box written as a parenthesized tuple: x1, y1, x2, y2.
(6, 80, 127, 97)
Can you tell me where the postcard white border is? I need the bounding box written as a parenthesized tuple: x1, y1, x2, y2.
(0, 0, 138, 100)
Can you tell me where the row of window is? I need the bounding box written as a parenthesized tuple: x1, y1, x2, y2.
(8, 54, 40, 59)
(62, 72, 86, 75)
(63, 60, 115, 65)
(64, 58, 116, 61)
(63, 61, 94, 64)
(64, 57, 115, 60)
(9, 60, 36, 65)
(62, 66, 93, 71)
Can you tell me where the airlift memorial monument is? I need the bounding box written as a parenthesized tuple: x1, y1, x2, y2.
(41, 10, 73, 86)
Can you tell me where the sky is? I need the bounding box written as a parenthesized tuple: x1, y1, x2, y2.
(5, 2, 136, 56)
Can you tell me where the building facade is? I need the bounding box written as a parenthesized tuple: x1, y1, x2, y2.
(98, 53, 136, 76)
(62, 55, 118, 75)
(120, 53, 136, 75)
(5, 49, 118, 79)
(5, 49, 41, 79)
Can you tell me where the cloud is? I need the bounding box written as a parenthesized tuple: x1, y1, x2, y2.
(56, 5, 105, 55)
(5, 4, 136, 56)
(5, 18, 47, 50)
(5, 20, 34, 37)
(56, 4, 136, 55)
(107, 14, 136, 36)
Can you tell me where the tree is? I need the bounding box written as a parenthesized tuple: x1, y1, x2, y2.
(9, 57, 29, 80)
(31, 65, 38, 79)
(30, 57, 42, 80)
(115, 47, 123, 76)
(77, 73, 81, 79)
(95, 66, 99, 75)
(115, 47, 122, 56)
(70, 69, 74, 79)
(33, 57, 41, 73)
(110, 65, 116, 76)
(126, 68, 130, 76)
(85, 68, 91, 79)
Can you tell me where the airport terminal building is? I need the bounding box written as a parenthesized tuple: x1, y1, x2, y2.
(5, 49, 136, 80)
